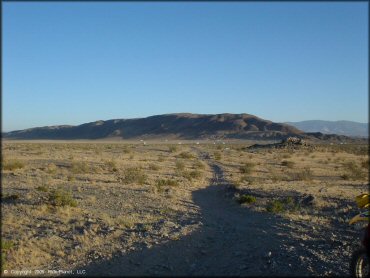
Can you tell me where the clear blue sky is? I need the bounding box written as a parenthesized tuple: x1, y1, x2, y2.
(3, 2, 368, 131)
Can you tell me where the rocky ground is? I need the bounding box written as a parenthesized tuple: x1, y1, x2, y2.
(1, 141, 368, 276)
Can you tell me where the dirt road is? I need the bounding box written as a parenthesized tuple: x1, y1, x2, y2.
(77, 152, 357, 276)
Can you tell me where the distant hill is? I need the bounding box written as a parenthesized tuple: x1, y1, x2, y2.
(285, 120, 368, 138)
(3, 113, 362, 142)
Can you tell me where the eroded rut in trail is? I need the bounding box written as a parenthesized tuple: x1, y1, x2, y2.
(77, 154, 354, 276)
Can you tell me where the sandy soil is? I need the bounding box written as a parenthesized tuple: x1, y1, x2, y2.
(1, 141, 368, 276)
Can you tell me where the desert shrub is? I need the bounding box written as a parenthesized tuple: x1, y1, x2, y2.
(1, 193, 20, 202)
(214, 152, 222, 161)
(48, 189, 77, 207)
(175, 160, 185, 171)
(46, 163, 58, 174)
(341, 161, 365, 180)
(361, 159, 369, 169)
(1, 240, 14, 251)
(266, 200, 284, 213)
(182, 170, 202, 181)
(281, 160, 295, 168)
(149, 164, 160, 171)
(239, 162, 255, 174)
(1, 240, 14, 271)
(282, 196, 300, 211)
(217, 145, 223, 150)
(2, 159, 25, 171)
(238, 194, 256, 204)
(36, 185, 48, 192)
(169, 145, 178, 153)
(117, 216, 135, 229)
(106, 160, 118, 172)
(156, 179, 179, 187)
(290, 168, 313, 181)
(194, 160, 205, 170)
(178, 152, 195, 159)
(71, 161, 90, 174)
(122, 167, 147, 184)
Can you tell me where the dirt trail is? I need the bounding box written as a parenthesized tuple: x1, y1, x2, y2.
(76, 150, 354, 276)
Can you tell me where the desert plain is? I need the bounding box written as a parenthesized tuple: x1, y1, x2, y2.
(1, 140, 369, 276)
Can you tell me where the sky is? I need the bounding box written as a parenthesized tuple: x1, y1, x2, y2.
(3, 2, 368, 131)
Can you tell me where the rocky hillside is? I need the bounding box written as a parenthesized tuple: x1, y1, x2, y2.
(4, 113, 305, 140)
(4, 113, 364, 142)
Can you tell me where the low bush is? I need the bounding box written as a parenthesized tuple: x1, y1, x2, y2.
(106, 160, 118, 172)
(214, 152, 222, 161)
(194, 160, 205, 170)
(238, 194, 256, 204)
(266, 200, 284, 213)
(2, 159, 25, 171)
(342, 161, 366, 180)
(239, 162, 255, 174)
(290, 168, 313, 181)
(181, 170, 203, 181)
(178, 152, 195, 159)
(156, 179, 179, 187)
(1, 193, 20, 202)
(1, 240, 14, 271)
(36, 185, 48, 192)
(281, 160, 295, 168)
(175, 160, 185, 171)
(48, 189, 77, 207)
(71, 161, 90, 174)
(168, 145, 178, 153)
(122, 167, 147, 184)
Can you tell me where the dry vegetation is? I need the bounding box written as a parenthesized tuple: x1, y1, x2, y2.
(1, 142, 212, 272)
(211, 143, 368, 226)
(1, 140, 368, 275)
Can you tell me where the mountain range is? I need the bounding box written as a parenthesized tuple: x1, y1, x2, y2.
(285, 120, 368, 138)
(3, 113, 364, 141)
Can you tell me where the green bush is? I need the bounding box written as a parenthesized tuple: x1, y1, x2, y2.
(36, 185, 48, 192)
(238, 194, 256, 204)
(290, 168, 313, 181)
(194, 160, 205, 170)
(48, 189, 77, 207)
(2, 159, 25, 171)
(149, 164, 160, 171)
(156, 179, 179, 187)
(71, 161, 90, 174)
(168, 145, 178, 153)
(175, 160, 185, 171)
(178, 152, 194, 159)
(182, 170, 202, 181)
(239, 162, 255, 174)
(266, 200, 284, 213)
(1, 240, 14, 271)
(106, 160, 118, 172)
(122, 167, 147, 184)
(214, 152, 222, 161)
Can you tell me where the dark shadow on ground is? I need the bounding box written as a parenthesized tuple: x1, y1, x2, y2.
(70, 164, 356, 277)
